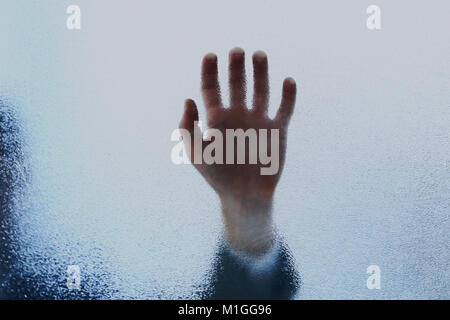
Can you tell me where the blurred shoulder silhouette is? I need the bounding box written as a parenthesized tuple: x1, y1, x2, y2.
(0, 101, 29, 298)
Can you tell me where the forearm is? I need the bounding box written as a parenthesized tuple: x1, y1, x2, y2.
(220, 194, 275, 257)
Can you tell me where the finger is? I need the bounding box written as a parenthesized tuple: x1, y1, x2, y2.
(252, 50, 269, 114)
(179, 99, 199, 132)
(179, 99, 202, 163)
(201, 53, 222, 110)
(228, 47, 246, 109)
(275, 77, 296, 126)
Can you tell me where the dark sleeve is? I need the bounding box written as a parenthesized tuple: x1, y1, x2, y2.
(201, 237, 301, 300)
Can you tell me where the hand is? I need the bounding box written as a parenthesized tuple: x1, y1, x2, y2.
(179, 48, 297, 256)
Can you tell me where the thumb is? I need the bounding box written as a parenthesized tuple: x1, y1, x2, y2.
(179, 99, 202, 164)
(179, 99, 199, 131)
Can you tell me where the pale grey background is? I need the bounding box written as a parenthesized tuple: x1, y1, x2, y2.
(0, 0, 448, 298)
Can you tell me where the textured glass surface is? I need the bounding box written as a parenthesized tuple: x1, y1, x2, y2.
(0, 1, 449, 299)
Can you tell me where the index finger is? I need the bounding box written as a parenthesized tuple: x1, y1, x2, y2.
(201, 53, 222, 110)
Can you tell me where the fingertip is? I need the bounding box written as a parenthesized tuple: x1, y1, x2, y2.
(184, 98, 195, 108)
(276, 78, 297, 124)
(202, 53, 219, 77)
(183, 98, 198, 121)
(253, 50, 267, 63)
(230, 47, 244, 55)
(229, 47, 245, 58)
(284, 77, 296, 87)
(283, 77, 297, 94)
(229, 48, 245, 67)
(203, 53, 217, 64)
(186, 97, 198, 108)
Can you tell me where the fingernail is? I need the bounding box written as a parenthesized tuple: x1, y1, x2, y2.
(253, 50, 267, 62)
(230, 47, 244, 57)
(285, 77, 296, 85)
(204, 53, 217, 62)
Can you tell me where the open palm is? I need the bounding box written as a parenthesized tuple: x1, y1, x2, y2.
(180, 48, 297, 203)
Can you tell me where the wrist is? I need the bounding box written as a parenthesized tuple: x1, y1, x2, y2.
(220, 193, 275, 257)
